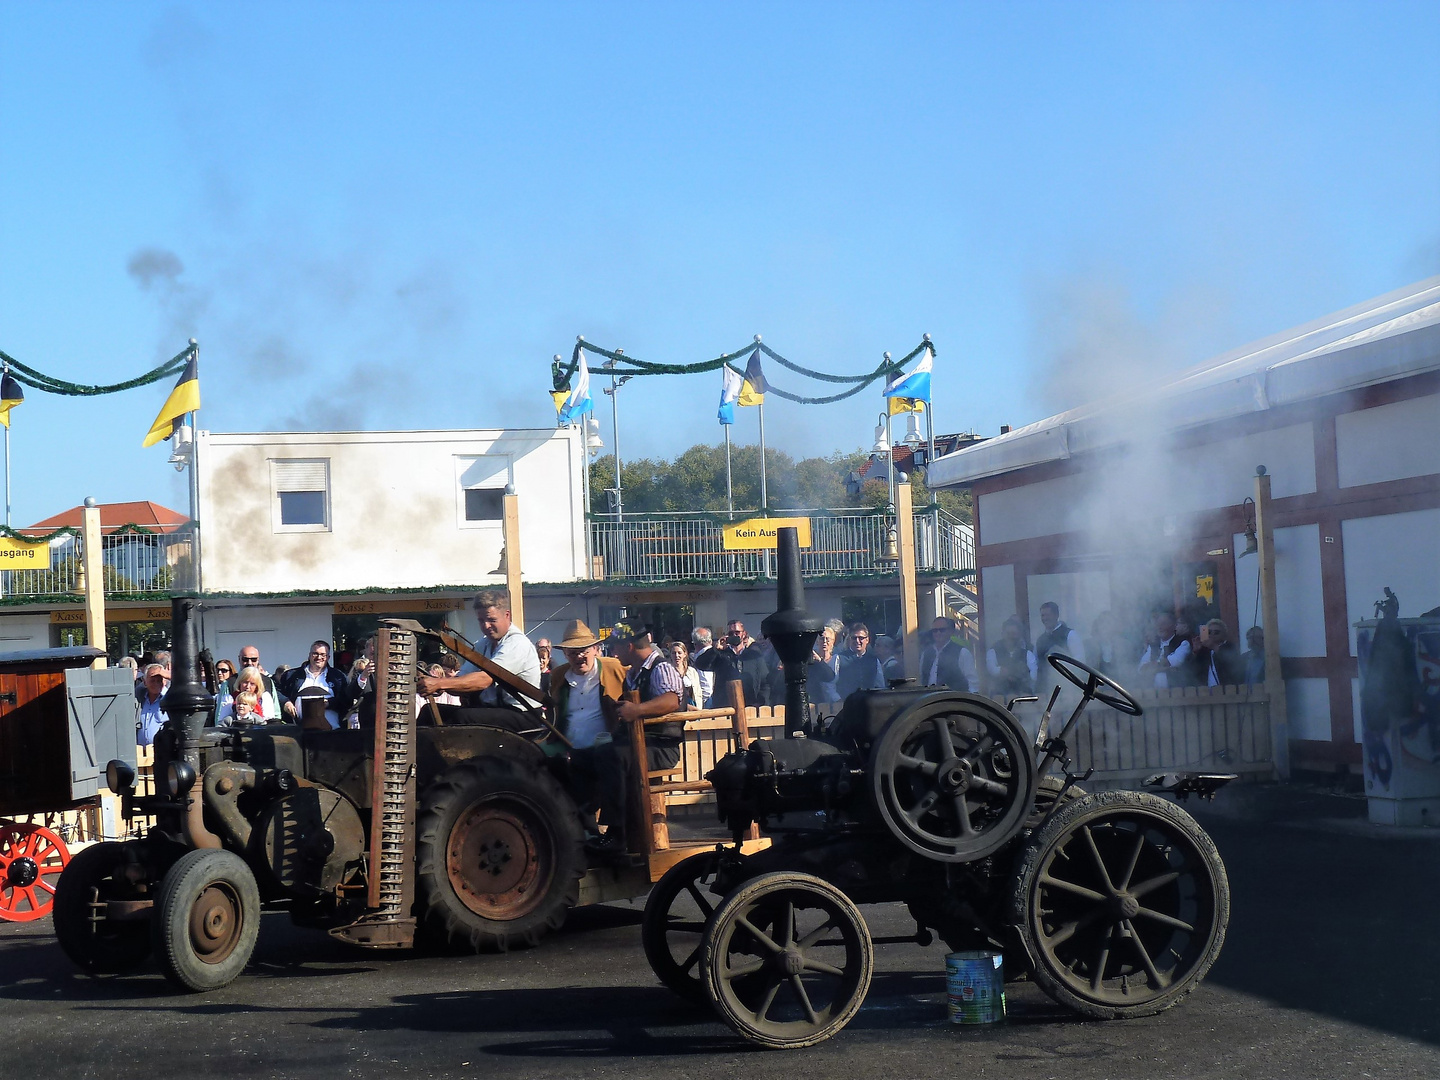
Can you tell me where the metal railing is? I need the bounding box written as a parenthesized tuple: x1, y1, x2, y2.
(0, 528, 194, 600)
(587, 507, 974, 583)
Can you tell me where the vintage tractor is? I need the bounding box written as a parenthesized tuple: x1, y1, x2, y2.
(641, 528, 1234, 1049)
(54, 595, 730, 991)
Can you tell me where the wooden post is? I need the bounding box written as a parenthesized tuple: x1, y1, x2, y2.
(727, 678, 760, 842)
(81, 497, 107, 669)
(896, 481, 919, 679)
(1254, 469, 1289, 780)
(502, 492, 524, 632)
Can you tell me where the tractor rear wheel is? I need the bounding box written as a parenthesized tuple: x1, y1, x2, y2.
(52, 842, 151, 974)
(416, 756, 585, 952)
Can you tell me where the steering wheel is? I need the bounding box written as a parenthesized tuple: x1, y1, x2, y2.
(1046, 653, 1143, 716)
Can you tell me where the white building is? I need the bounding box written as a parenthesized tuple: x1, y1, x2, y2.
(928, 275, 1440, 779)
(195, 427, 586, 666)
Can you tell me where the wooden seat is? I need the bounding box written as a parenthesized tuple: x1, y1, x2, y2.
(625, 683, 754, 857)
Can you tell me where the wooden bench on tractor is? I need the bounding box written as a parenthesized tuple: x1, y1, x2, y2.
(53, 598, 764, 991)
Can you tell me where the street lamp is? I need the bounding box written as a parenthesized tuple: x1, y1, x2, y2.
(598, 343, 632, 523)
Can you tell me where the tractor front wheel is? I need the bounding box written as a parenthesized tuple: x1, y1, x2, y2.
(52, 842, 151, 974)
(152, 849, 261, 992)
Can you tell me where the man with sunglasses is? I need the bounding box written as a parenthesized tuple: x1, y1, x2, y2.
(228, 646, 281, 718)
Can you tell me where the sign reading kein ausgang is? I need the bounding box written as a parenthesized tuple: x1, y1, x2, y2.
(0, 537, 47, 564)
(721, 517, 813, 550)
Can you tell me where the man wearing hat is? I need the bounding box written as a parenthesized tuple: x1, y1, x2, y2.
(548, 620, 626, 749)
(547, 620, 626, 835)
(590, 618, 685, 853)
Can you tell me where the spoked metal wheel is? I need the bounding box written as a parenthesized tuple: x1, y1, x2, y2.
(870, 694, 1036, 862)
(702, 872, 873, 1050)
(0, 821, 69, 923)
(643, 849, 746, 1003)
(1009, 790, 1230, 1019)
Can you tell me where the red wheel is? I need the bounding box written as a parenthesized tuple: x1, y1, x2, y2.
(0, 821, 71, 923)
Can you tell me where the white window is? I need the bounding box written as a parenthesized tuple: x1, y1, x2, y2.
(270, 459, 330, 533)
(455, 455, 510, 528)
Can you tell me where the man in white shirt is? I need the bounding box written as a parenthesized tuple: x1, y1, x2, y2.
(1139, 611, 1192, 689)
(278, 641, 353, 728)
(418, 589, 542, 712)
(690, 627, 717, 707)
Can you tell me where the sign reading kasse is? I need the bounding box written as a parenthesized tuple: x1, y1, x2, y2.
(0, 536, 47, 564)
(721, 516, 812, 551)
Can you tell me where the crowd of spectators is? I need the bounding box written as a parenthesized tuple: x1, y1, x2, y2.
(961, 600, 1267, 700)
(128, 587, 1270, 750)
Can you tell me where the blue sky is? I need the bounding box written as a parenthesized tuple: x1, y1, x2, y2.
(1, 2, 1437, 523)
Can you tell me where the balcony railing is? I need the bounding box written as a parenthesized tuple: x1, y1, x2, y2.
(587, 508, 974, 583)
(0, 528, 195, 601)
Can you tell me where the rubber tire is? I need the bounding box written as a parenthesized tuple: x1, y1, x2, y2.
(52, 842, 152, 974)
(702, 872, 874, 1050)
(152, 849, 262, 992)
(1008, 790, 1230, 1020)
(643, 850, 728, 1003)
(416, 755, 585, 952)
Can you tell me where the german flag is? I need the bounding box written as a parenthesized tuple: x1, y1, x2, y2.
(0, 372, 23, 429)
(142, 353, 200, 447)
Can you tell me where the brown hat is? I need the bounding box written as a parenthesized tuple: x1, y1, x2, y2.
(558, 619, 600, 649)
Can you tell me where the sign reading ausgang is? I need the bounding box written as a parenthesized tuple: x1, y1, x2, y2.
(0, 537, 47, 564)
(721, 517, 812, 551)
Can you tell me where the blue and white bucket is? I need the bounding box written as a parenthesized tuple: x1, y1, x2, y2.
(946, 950, 1005, 1025)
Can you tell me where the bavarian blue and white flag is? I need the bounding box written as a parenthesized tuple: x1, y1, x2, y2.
(717, 364, 743, 425)
(558, 348, 594, 423)
(883, 345, 932, 404)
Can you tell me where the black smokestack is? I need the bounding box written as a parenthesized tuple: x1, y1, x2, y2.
(761, 527, 823, 737)
(164, 596, 215, 767)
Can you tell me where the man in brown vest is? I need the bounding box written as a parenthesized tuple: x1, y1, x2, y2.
(548, 620, 627, 839)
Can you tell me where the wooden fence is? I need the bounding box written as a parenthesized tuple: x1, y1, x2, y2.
(1037, 684, 1275, 789)
(665, 686, 1274, 811)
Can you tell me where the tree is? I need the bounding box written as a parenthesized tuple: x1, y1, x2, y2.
(589, 444, 973, 522)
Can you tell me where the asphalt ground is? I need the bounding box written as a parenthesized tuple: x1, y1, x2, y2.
(3, 791, 1438, 1080)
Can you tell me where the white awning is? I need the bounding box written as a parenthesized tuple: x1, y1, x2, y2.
(930, 276, 1440, 487)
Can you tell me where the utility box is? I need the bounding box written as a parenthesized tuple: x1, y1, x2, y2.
(0, 647, 138, 814)
(1355, 616, 1440, 827)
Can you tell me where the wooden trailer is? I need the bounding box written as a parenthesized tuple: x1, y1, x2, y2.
(0, 646, 137, 922)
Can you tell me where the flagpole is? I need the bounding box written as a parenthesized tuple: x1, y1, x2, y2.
(921, 337, 936, 473)
(724, 424, 733, 517)
(758, 398, 768, 511)
(187, 339, 202, 594)
(2, 361, 10, 528)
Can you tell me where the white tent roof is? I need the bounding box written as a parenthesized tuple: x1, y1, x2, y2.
(929, 275, 1440, 487)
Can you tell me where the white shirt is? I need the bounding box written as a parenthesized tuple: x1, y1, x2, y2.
(460, 624, 542, 708)
(299, 667, 343, 728)
(563, 664, 606, 749)
(691, 647, 716, 706)
(986, 647, 1038, 681)
(1140, 637, 1192, 689)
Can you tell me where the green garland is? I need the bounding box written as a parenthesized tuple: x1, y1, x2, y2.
(0, 520, 188, 544)
(552, 335, 934, 406)
(0, 342, 194, 397)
